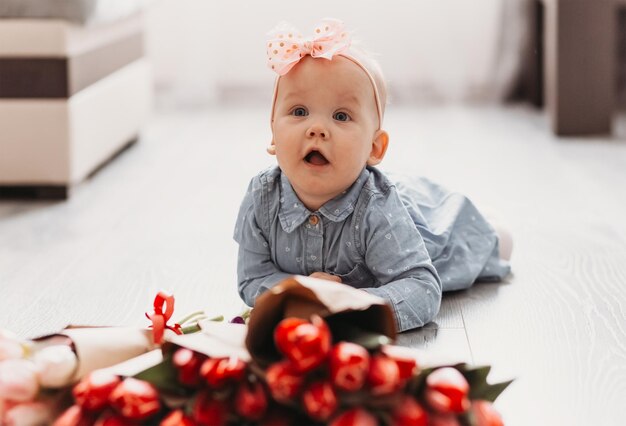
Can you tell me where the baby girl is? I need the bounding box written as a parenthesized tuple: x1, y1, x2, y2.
(234, 19, 511, 332)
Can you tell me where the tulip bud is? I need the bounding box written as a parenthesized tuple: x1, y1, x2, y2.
(94, 412, 135, 426)
(265, 360, 304, 402)
(470, 400, 504, 426)
(381, 344, 419, 380)
(73, 370, 122, 412)
(172, 348, 205, 387)
(428, 413, 462, 426)
(424, 367, 470, 414)
(108, 378, 161, 421)
(0, 330, 24, 361)
(192, 391, 226, 426)
(4, 401, 54, 426)
(391, 395, 428, 426)
(33, 345, 78, 388)
(53, 405, 94, 426)
(273, 315, 331, 373)
(329, 408, 378, 426)
(235, 380, 268, 420)
(160, 409, 196, 426)
(301, 380, 338, 422)
(367, 354, 400, 395)
(0, 399, 13, 420)
(0, 359, 39, 402)
(200, 356, 246, 388)
(329, 342, 370, 392)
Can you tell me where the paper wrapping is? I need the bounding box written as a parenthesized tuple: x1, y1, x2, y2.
(57, 326, 156, 382)
(162, 321, 250, 362)
(245, 275, 397, 367)
(31, 278, 401, 386)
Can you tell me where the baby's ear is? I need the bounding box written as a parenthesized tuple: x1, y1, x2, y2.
(267, 140, 277, 155)
(367, 130, 389, 166)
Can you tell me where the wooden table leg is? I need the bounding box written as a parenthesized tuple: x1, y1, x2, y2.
(543, 0, 615, 135)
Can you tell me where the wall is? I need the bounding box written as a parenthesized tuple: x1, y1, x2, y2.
(144, 0, 529, 107)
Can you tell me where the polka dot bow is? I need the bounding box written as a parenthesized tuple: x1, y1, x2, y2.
(266, 18, 352, 75)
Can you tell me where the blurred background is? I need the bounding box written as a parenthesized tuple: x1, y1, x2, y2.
(145, 0, 531, 108)
(1, 0, 623, 195)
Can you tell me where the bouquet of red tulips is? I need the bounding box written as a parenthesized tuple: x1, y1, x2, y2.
(53, 276, 511, 426)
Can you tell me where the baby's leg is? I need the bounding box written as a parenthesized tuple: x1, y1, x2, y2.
(494, 225, 513, 261)
(481, 207, 513, 261)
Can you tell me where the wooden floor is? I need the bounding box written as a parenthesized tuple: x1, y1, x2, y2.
(1, 104, 625, 425)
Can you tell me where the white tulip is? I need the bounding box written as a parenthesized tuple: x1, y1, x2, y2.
(0, 330, 24, 361)
(32, 346, 78, 388)
(4, 401, 53, 426)
(0, 359, 39, 402)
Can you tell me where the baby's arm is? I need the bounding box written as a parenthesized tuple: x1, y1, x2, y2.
(236, 243, 293, 306)
(234, 177, 292, 306)
(359, 193, 442, 332)
(309, 272, 342, 282)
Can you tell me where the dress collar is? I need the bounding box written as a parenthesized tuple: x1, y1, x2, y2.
(278, 168, 370, 233)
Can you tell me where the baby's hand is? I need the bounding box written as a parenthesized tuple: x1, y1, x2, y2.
(309, 272, 342, 283)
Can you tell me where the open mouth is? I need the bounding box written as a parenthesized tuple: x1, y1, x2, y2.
(304, 150, 329, 166)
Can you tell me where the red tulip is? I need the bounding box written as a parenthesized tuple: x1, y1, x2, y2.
(329, 408, 378, 426)
(160, 409, 196, 426)
(94, 412, 135, 426)
(273, 315, 331, 373)
(52, 405, 94, 426)
(73, 370, 122, 411)
(301, 380, 338, 422)
(391, 395, 428, 426)
(108, 378, 161, 420)
(381, 344, 419, 380)
(172, 348, 205, 387)
(265, 360, 304, 402)
(367, 354, 401, 395)
(428, 413, 462, 426)
(192, 391, 227, 426)
(424, 367, 470, 414)
(329, 342, 370, 392)
(235, 380, 268, 420)
(200, 356, 246, 388)
(470, 400, 504, 426)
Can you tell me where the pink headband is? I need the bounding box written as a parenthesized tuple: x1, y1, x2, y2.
(266, 19, 383, 129)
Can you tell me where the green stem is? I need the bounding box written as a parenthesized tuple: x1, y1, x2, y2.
(247, 362, 267, 380)
(180, 324, 201, 334)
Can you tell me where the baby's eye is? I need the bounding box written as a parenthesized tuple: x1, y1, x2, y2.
(333, 111, 351, 122)
(291, 107, 308, 117)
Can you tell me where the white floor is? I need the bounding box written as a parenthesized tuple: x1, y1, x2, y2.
(1, 104, 626, 425)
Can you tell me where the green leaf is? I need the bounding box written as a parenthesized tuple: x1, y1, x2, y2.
(407, 363, 513, 404)
(463, 365, 491, 385)
(351, 332, 393, 350)
(133, 355, 188, 397)
(460, 365, 514, 402)
(326, 319, 392, 350)
(477, 379, 514, 402)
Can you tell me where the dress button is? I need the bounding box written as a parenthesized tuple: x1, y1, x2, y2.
(309, 215, 319, 225)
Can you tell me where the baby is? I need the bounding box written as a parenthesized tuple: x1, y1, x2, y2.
(234, 19, 511, 332)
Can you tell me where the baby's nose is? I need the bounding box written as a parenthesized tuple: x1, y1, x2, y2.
(309, 130, 326, 138)
(307, 125, 327, 139)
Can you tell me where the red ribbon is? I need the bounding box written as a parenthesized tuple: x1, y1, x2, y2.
(145, 291, 182, 344)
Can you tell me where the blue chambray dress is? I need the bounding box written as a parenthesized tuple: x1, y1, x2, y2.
(234, 165, 511, 332)
(391, 172, 511, 290)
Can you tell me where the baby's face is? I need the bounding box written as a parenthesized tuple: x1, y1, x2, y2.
(271, 55, 386, 211)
